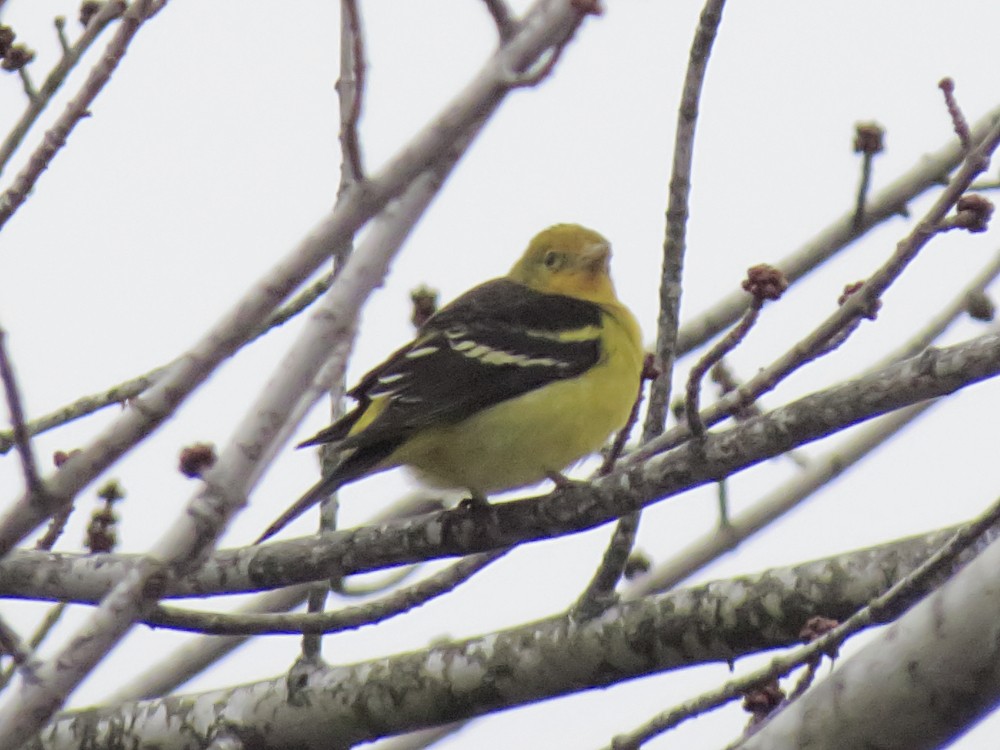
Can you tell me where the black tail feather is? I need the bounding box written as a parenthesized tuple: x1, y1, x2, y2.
(255, 438, 403, 543)
(254, 476, 340, 544)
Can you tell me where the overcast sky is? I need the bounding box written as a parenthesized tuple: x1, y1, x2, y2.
(1, 1, 1000, 748)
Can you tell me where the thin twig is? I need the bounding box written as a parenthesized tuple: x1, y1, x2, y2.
(685, 302, 760, 437)
(939, 77, 971, 150)
(300, 0, 371, 661)
(786, 615, 838, 704)
(16, 67, 36, 102)
(570, 362, 653, 620)
(627, 115, 1000, 468)
(0, 0, 153, 230)
(573, 0, 729, 624)
(607, 493, 1000, 749)
(970, 178, 1000, 191)
(336, 0, 366, 185)
(105, 495, 443, 704)
(0, 1, 125, 179)
(53, 16, 71, 56)
(0, 603, 65, 691)
(851, 122, 885, 231)
(674, 104, 1000, 357)
(598, 360, 653, 477)
(0, 327, 41, 496)
(33, 506, 72, 551)
(0, 615, 33, 678)
(0, 269, 338, 455)
(685, 265, 787, 436)
(569, 511, 641, 620)
(144, 550, 509, 635)
(852, 152, 875, 230)
(481, 0, 518, 41)
(643, 0, 728, 440)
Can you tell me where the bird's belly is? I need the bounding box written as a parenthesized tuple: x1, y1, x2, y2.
(394, 343, 642, 495)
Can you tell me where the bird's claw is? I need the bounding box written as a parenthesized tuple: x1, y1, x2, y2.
(545, 470, 586, 490)
(459, 494, 491, 513)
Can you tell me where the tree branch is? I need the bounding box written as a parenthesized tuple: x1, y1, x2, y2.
(737, 498, 1000, 750)
(628, 113, 1000, 467)
(575, 0, 729, 623)
(675, 104, 1000, 356)
(0, 1, 126, 179)
(32, 521, 997, 749)
(0, 0, 158, 231)
(2, 330, 999, 604)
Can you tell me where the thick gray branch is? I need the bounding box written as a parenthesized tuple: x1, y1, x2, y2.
(28, 524, 993, 749)
(1, 331, 998, 604)
(739, 520, 1000, 749)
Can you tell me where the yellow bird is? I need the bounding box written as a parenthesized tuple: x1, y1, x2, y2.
(257, 224, 644, 542)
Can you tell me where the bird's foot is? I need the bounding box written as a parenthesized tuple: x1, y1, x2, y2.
(458, 493, 491, 513)
(545, 470, 586, 490)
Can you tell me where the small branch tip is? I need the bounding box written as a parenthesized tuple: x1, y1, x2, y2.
(939, 77, 972, 150)
(742, 264, 788, 302)
(178, 443, 217, 478)
(853, 121, 885, 156)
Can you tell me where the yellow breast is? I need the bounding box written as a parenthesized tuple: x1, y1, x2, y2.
(393, 305, 644, 495)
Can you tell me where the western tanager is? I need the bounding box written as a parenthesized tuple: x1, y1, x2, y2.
(257, 224, 643, 542)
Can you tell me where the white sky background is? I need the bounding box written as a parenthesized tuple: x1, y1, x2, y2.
(1, 1, 1000, 748)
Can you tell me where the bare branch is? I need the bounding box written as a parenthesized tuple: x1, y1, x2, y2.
(0, 327, 40, 497)
(482, 0, 518, 41)
(0, 0, 595, 559)
(103, 496, 443, 704)
(0, 603, 65, 692)
(576, 0, 729, 624)
(145, 550, 508, 635)
(336, 0, 366, 185)
(2, 331, 999, 605)
(52, 16, 70, 56)
(33, 520, 1000, 748)
(684, 264, 787, 436)
(643, 0, 728, 439)
(0, 0, 141, 228)
(299, 0, 373, 662)
(0, 268, 340, 456)
(939, 77, 971, 150)
(851, 121, 885, 230)
(610, 493, 1000, 748)
(629, 114, 1000, 466)
(0, 7, 600, 739)
(675, 104, 1000, 356)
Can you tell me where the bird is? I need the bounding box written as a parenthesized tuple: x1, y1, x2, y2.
(256, 223, 644, 543)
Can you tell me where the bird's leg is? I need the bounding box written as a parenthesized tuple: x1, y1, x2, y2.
(458, 491, 491, 512)
(545, 470, 587, 490)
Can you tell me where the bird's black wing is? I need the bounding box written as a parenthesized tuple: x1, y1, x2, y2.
(303, 278, 605, 451)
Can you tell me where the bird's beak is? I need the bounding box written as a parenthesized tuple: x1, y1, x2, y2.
(580, 242, 611, 273)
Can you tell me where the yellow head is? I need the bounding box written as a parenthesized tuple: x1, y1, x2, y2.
(508, 224, 617, 304)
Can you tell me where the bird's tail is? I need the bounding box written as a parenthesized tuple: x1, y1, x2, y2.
(255, 439, 402, 543)
(254, 476, 342, 544)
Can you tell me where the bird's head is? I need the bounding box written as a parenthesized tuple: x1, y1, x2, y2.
(510, 224, 617, 303)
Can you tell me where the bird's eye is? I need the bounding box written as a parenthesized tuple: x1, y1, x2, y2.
(543, 251, 560, 269)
